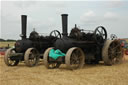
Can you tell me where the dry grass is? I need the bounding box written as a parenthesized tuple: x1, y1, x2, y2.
(0, 54, 128, 85)
(0, 42, 15, 48)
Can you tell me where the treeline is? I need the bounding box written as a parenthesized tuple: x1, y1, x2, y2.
(0, 38, 16, 42)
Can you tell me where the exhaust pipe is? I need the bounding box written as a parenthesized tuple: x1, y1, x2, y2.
(61, 14, 68, 37)
(21, 15, 27, 40)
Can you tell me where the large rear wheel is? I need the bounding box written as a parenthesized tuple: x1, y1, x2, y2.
(102, 40, 123, 65)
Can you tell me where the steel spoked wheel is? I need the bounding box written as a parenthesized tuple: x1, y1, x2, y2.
(94, 26, 107, 44)
(102, 40, 123, 65)
(50, 30, 61, 38)
(65, 47, 85, 70)
(44, 47, 61, 69)
(24, 48, 39, 67)
(4, 48, 19, 66)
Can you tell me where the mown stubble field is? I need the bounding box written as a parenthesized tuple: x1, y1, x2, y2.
(0, 55, 128, 85)
(0, 42, 15, 48)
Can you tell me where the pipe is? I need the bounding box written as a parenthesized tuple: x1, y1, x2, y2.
(61, 14, 68, 37)
(21, 15, 27, 40)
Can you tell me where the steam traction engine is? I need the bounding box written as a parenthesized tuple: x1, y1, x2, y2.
(4, 14, 123, 69)
(44, 14, 123, 69)
(4, 15, 61, 67)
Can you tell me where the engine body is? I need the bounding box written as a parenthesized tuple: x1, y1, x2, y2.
(15, 31, 57, 53)
(54, 28, 104, 64)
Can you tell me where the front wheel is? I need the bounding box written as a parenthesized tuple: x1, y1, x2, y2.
(65, 47, 85, 70)
(4, 48, 19, 66)
(43, 47, 61, 69)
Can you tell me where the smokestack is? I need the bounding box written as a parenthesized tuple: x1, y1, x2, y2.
(21, 15, 27, 40)
(61, 14, 68, 37)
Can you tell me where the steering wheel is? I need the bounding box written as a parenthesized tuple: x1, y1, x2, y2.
(94, 26, 107, 44)
(50, 30, 61, 38)
(110, 34, 117, 40)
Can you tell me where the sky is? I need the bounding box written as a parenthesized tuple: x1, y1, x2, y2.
(0, 0, 128, 40)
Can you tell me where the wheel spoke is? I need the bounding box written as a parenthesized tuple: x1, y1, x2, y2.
(97, 30, 102, 35)
(54, 31, 57, 36)
(112, 45, 120, 50)
(101, 28, 103, 34)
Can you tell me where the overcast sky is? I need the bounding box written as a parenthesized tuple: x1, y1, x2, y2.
(1, 0, 128, 40)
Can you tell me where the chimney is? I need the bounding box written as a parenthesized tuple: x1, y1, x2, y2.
(21, 15, 27, 40)
(61, 14, 68, 37)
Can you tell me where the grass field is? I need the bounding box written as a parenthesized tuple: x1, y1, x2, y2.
(0, 54, 128, 85)
(0, 42, 15, 48)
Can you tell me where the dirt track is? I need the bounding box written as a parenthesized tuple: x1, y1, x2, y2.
(0, 55, 128, 85)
